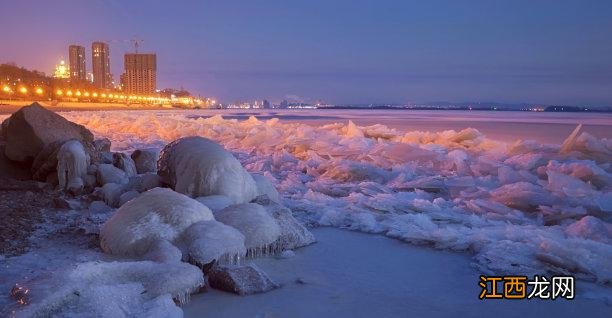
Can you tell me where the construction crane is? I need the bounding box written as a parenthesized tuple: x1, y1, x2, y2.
(131, 38, 144, 53)
(96, 37, 144, 53)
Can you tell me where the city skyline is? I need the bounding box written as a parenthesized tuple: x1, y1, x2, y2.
(1, 0, 611, 106)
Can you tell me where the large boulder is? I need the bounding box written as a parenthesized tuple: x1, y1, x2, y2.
(1, 103, 94, 164)
(97, 164, 128, 186)
(99, 187, 214, 257)
(131, 148, 160, 174)
(207, 264, 279, 295)
(157, 137, 258, 204)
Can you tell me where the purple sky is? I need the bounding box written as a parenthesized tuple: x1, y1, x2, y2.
(1, 0, 611, 105)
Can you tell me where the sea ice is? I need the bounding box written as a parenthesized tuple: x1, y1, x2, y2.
(56, 111, 612, 283)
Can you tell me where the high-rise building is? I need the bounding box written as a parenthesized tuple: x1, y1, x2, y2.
(91, 42, 112, 88)
(53, 60, 70, 79)
(123, 53, 156, 95)
(68, 45, 86, 81)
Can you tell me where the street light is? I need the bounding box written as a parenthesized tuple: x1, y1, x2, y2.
(2, 85, 10, 93)
(19, 87, 28, 94)
(35, 88, 43, 95)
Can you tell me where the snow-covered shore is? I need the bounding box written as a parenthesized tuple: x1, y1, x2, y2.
(51, 110, 611, 280)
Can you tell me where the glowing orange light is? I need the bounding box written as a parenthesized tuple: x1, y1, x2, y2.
(56, 89, 63, 96)
(35, 88, 43, 95)
(101, 93, 107, 98)
(66, 90, 73, 96)
(92, 92, 98, 97)
(84, 92, 90, 97)
(75, 90, 81, 96)
(19, 87, 28, 94)
(2, 85, 10, 93)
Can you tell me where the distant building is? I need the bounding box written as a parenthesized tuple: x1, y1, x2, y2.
(92, 42, 112, 88)
(68, 45, 86, 81)
(263, 99, 271, 109)
(280, 100, 289, 109)
(122, 53, 156, 95)
(53, 60, 70, 79)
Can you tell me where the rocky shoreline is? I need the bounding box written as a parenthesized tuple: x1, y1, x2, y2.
(0, 103, 315, 316)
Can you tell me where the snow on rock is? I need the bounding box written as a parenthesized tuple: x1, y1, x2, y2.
(207, 264, 279, 295)
(118, 190, 140, 206)
(56, 140, 90, 193)
(98, 182, 126, 207)
(59, 110, 612, 283)
(251, 173, 281, 202)
(19, 260, 204, 317)
(158, 136, 258, 204)
(113, 152, 138, 177)
(254, 197, 316, 250)
(195, 195, 233, 212)
(214, 203, 281, 257)
(131, 148, 160, 174)
(97, 163, 128, 186)
(127, 173, 161, 192)
(179, 220, 246, 267)
(100, 187, 214, 258)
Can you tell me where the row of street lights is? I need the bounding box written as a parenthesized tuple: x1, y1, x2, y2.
(2, 84, 216, 106)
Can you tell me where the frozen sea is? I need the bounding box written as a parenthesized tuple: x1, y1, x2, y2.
(1, 108, 611, 317)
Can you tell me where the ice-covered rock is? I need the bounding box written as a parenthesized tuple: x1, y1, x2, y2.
(99, 182, 127, 207)
(56, 140, 90, 193)
(251, 173, 281, 203)
(143, 239, 183, 263)
(179, 220, 246, 267)
(131, 148, 160, 174)
(113, 152, 138, 177)
(1, 103, 94, 163)
(158, 136, 258, 204)
(127, 173, 161, 192)
(207, 264, 279, 295)
(19, 260, 204, 317)
(100, 187, 214, 257)
(195, 195, 233, 212)
(214, 203, 281, 256)
(118, 190, 140, 206)
(93, 137, 111, 153)
(257, 199, 316, 250)
(97, 163, 128, 185)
